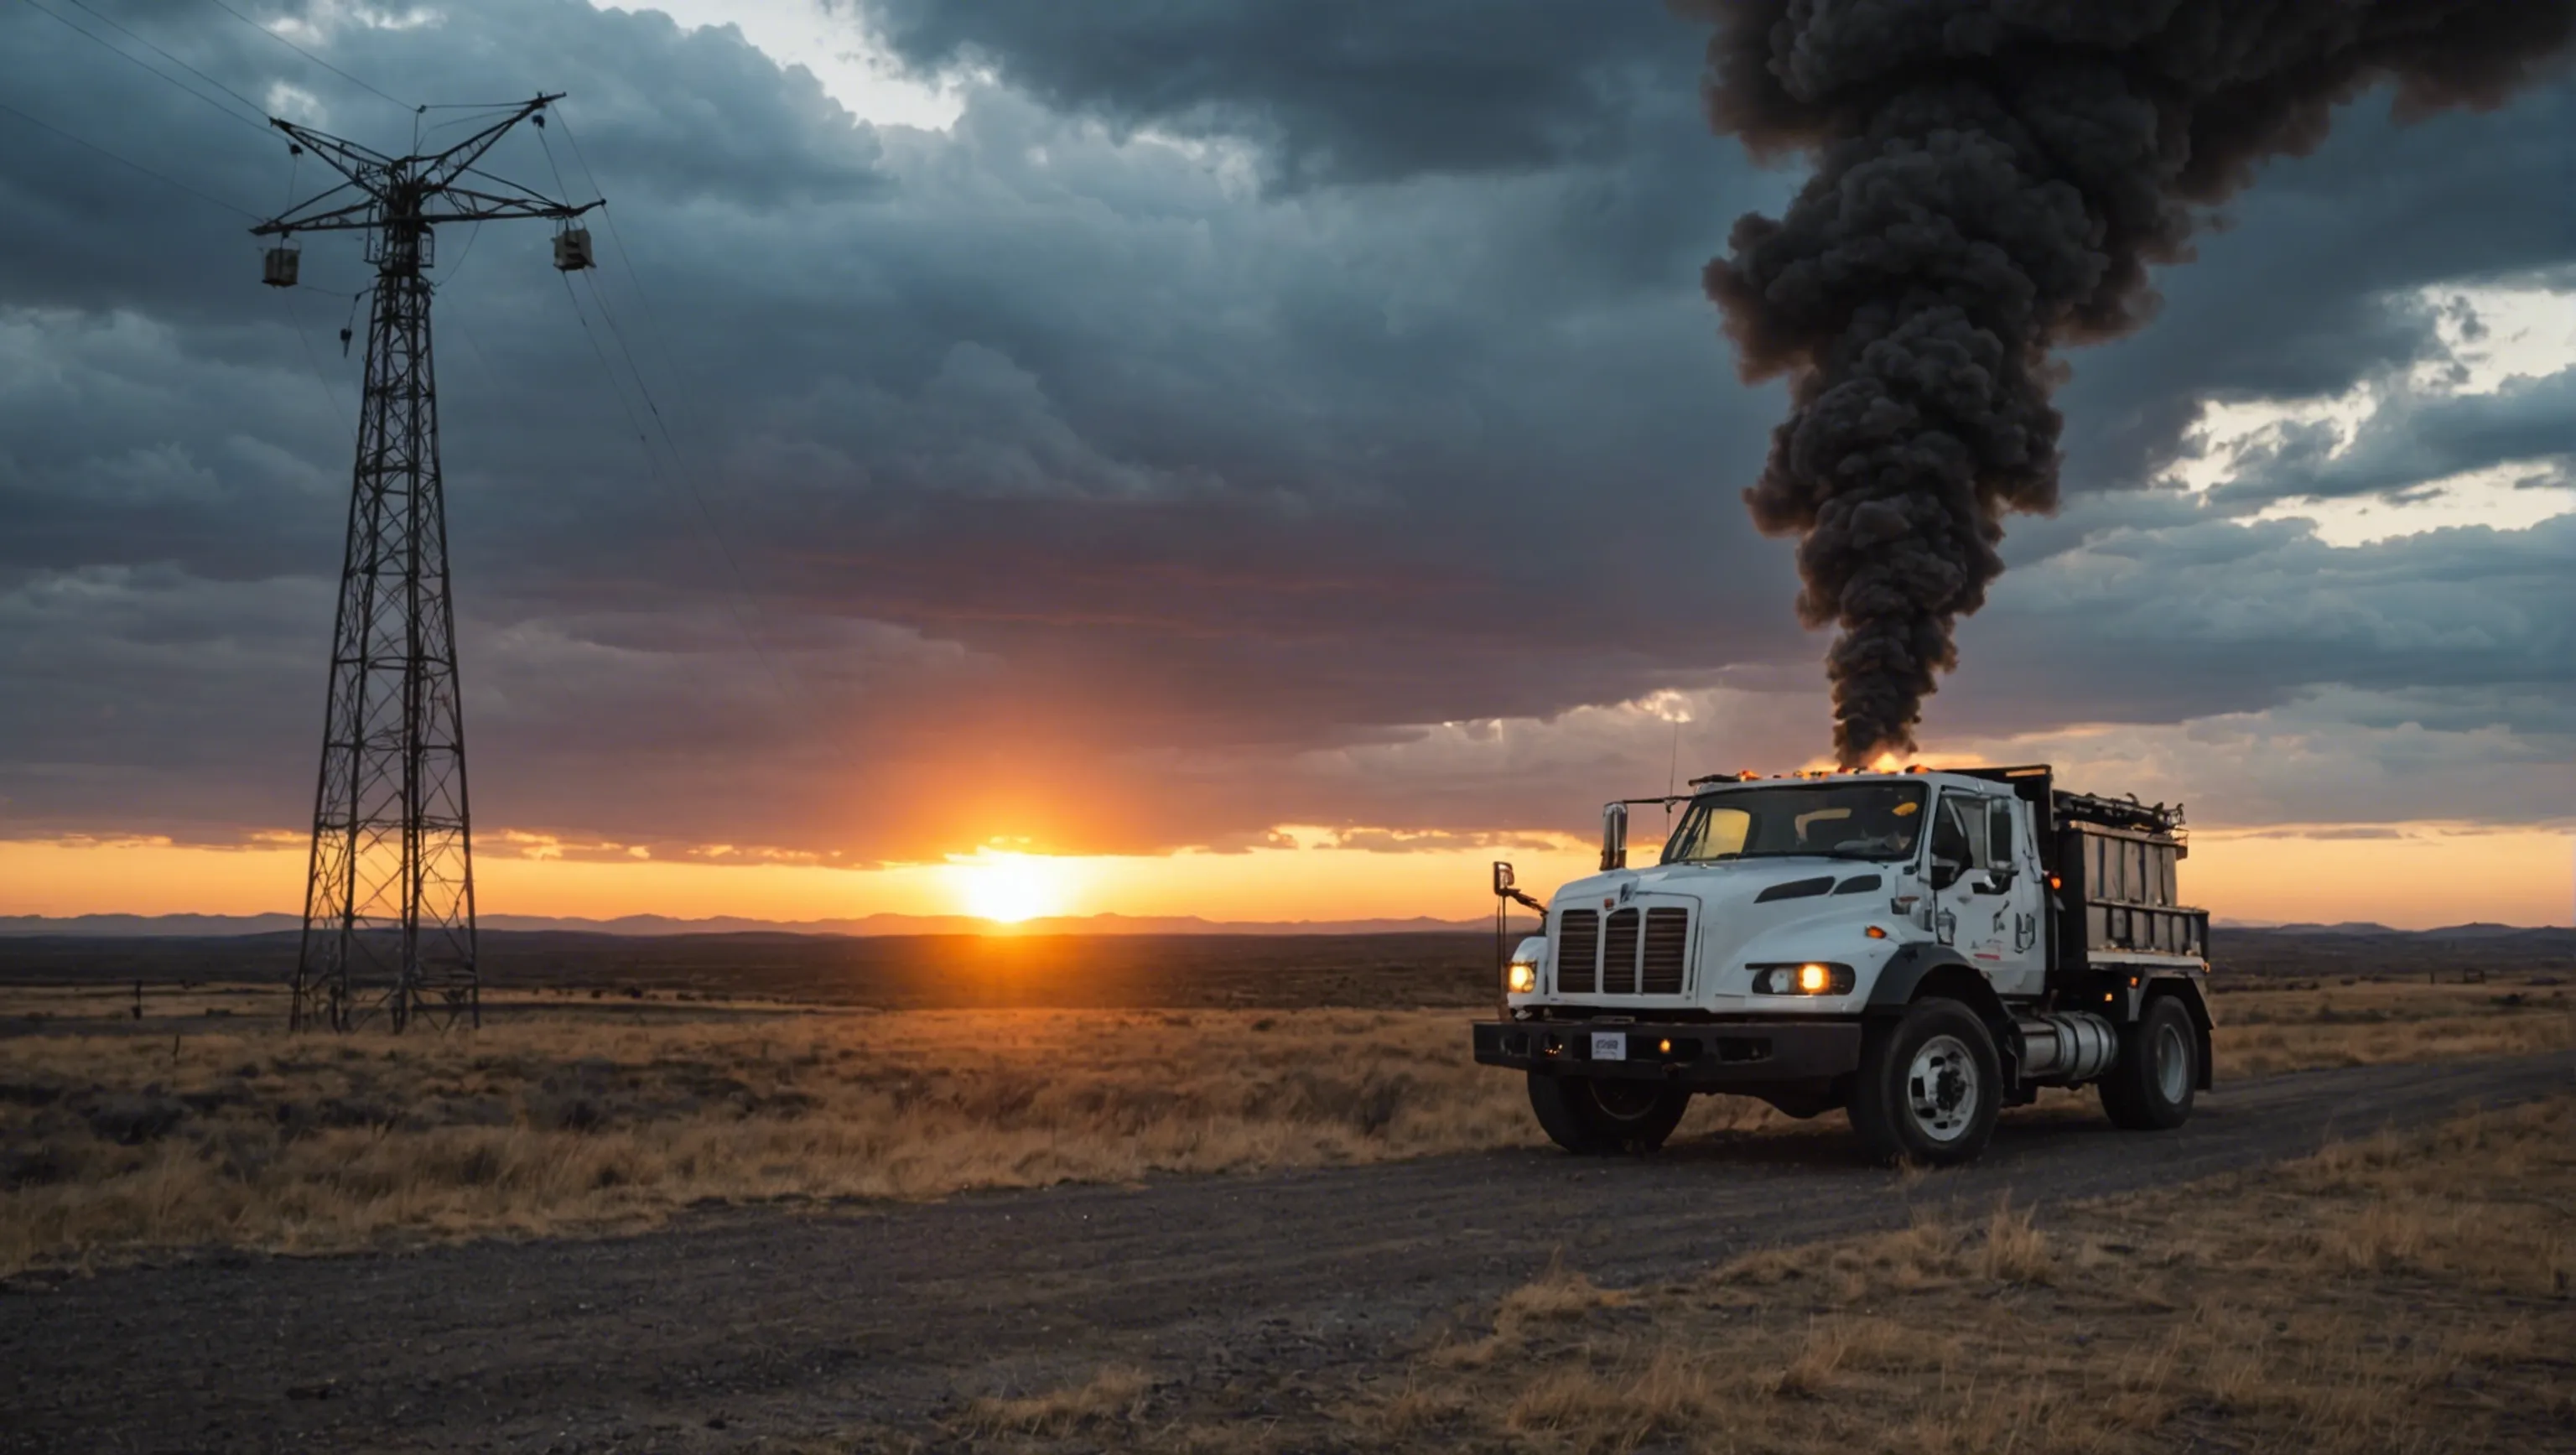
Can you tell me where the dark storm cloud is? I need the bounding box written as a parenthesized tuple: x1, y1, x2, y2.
(2047, 82, 2576, 507)
(0, 0, 883, 322)
(1, 0, 2572, 865)
(1954, 511, 2575, 734)
(858, 0, 1689, 187)
(2209, 370, 2576, 507)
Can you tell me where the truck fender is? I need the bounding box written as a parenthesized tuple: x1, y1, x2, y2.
(2139, 974, 2216, 1091)
(1864, 943, 2019, 1078)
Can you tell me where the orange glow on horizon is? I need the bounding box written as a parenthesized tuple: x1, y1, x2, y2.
(0, 824, 2564, 932)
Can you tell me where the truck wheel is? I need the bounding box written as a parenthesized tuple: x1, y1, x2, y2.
(2101, 996, 2198, 1131)
(1525, 1073, 1689, 1155)
(1848, 999, 2001, 1167)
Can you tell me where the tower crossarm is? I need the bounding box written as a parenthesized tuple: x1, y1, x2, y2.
(266, 117, 395, 187)
(249, 95, 595, 239)
(251, 189, 377, 236)
(421, 185, 600, 226)
(416, 95, 561, 190)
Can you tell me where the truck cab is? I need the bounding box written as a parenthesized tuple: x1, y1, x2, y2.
(1471, 765, 2213, 1165)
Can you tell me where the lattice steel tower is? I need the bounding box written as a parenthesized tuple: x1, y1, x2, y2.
(254, 96, 596, 1031)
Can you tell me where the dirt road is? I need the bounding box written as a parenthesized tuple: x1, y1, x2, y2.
(6, 1052, 2569, 1453)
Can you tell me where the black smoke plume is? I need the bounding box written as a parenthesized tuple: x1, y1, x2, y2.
(1699, 0, 2575, 766)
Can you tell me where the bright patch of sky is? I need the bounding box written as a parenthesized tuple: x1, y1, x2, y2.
(2174, 283, 2576, 546)
(2260, 459, 2576, 547)
(594, 0, 969, 131)
(262, 81, 326, 125)
(270, 2, 442, 39)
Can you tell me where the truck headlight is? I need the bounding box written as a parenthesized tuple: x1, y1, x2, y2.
(1507, 961, 1539, 995)
(1749, 962, 1854, 995)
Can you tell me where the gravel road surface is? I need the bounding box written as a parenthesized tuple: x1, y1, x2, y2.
(5, 1051, 2568, 1453)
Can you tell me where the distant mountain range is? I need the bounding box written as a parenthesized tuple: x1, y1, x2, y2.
(2213, 919, 2399, 933)
(2215, 920, 2555, 939)
(0, 911, 1503, 938)
(0, 912, 2558, 940)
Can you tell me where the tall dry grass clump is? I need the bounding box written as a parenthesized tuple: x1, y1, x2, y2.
(1366, 1096, 2576, 1455)
(961, 1364, 1154, 1438)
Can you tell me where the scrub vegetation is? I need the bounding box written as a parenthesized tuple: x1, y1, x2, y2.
(1343, 1095, 2576, 1455)
(1, 978, 2567, 1276)
(953, 1096, 2576, 1454)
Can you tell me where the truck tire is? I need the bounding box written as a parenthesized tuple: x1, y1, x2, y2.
(1525, 1073, 1689, 1155)
(1848, 998, 2001, 1167)
(2100, 995, 2198, 1131)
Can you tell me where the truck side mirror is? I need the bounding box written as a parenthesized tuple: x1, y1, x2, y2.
(1984, 866, 2017, 893)
(1600, 802, 1628, 872)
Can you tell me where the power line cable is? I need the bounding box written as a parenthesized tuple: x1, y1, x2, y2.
(575, 252, 681, 460)
(548, 112, 775, 590)
(551, 268, 805, 715)
(49, 0, 268, 117)
(436, 302, 746, 766)
(442, 220, 486, 288)
(337, 286, 365, 357)
(421, 106, 518, 143)
(556, 270, 657, 470)
(0, 99, 261, 218)
(197, 0, 413, 112)
(552, 108, 693, 446)
(13, 0, 278, 143)
(541, 122, 748, 595)
(37, 0, 271, 120)
(548, 104, 881, 753)
(545, 118, 817, 724)
(281, 284, 358, 447)
(532, 117, 575, 205)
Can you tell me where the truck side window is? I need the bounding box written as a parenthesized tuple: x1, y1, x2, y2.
(1931, 798, 1974, 874)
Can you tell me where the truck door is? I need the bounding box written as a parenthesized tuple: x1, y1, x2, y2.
(1929, 789, 2045, 996)
(1983, 797, 2046, 997)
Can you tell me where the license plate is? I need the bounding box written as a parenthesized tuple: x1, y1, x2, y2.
(1590, 1031, 1627, 1062)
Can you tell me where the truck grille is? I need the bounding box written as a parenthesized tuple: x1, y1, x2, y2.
(1556, 909, 1597, 994)
(1642, 907, 1689, 994)
(1602, 908, 1640, 994)
(1553, 903, 1690, 997)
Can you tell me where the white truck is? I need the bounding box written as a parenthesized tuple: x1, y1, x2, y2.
(1471, 765, 2213, 1165)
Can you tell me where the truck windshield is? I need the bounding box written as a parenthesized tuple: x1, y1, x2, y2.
(1659, 781, 1929, 864)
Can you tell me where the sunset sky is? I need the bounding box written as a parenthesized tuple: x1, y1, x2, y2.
(2, 1, 2570, 930)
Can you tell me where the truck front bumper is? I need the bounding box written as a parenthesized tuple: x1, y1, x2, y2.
(1471, 1019, 1862, 1088)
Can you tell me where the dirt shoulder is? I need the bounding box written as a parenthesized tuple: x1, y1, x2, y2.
(2, 1051, 2567, 1455)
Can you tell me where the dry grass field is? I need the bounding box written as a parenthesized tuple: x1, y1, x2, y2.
(2, 978, 2568, 1277)
(951, 1095, 2576, 1454)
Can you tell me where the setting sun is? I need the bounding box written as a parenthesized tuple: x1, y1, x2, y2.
(950, 851, 1074, 923)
